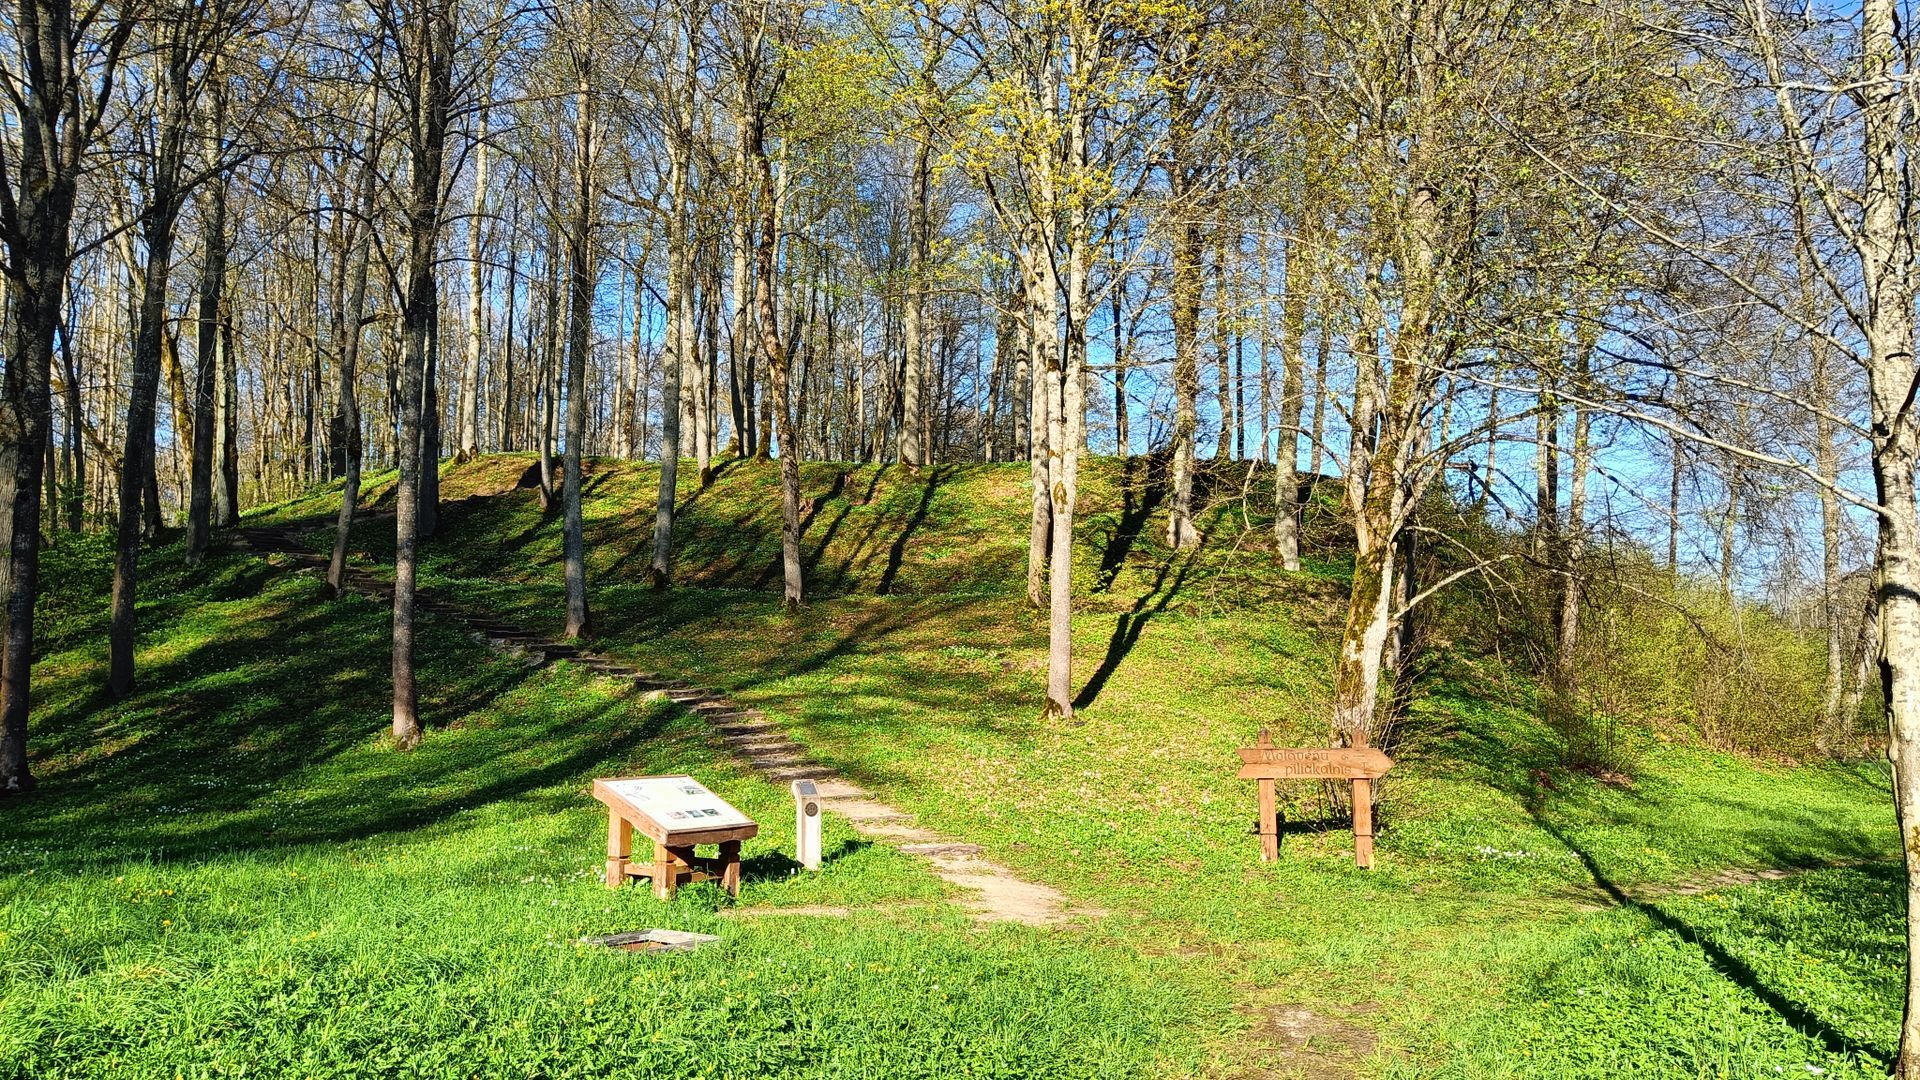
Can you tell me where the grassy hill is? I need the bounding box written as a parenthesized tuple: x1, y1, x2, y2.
(0, 451, 1902, 1078)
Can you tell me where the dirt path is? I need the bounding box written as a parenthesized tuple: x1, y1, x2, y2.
(236, 523, 1093, 927)
(1562, 860, 1874, 912)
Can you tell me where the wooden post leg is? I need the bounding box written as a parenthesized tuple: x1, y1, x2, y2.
(1352, 778, 1374, 869)
(652, 841, 676, 900)
(720, 840, 742, 897)
(606, 813, 631, 889)
(1258, 777, 1278, 862)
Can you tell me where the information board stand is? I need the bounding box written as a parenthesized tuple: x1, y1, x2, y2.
(593, 776, 760, 899)
(1237, 729, 1394, 868)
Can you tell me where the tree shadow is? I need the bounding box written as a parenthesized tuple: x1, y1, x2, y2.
(1074, 542, 1200, 711)
(674, 454, 743, 517)
(739, 838, 872, 885)
(801, 481, 865, 584)
(8, 561, 673, 873)
(1093, 456, 1166, 593)
(878, 466, 950, 595)
(741, 850, 802, 881)
(759, 470, 849, 589)
(1531, 809, 1890, 1067)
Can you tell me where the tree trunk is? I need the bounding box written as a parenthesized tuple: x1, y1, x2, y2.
(57, 310, 83, 533)
(392, 0, 454, 750)
(651, 34, 693, 589)
(1815, 337, 1848, 751)
(1326, 14, 1444, 754)
(0, 203, 66, 792)
(187, 85, 228, 564)
(1166, 194, 1201, 548)
(689, 257, 712, 486)
(1049, 88, 1091, 718)
(1274, 228, 1308, 570)
(562, 14, 594, 639)
(110, 41, 193, 699)
(0, 293, 57, 792)
(458, 104, 488, 460)
(328, 153, 378, 595)
(1024, 274, 1049, 609)
(213, 317, 238, 524)
(500, 192, 520, 451)
(1111, 265, 1128, 458)
(1212, 238, 1232, 461)
(729, 109, 755, 458)
(750, 112, 803, 609)
(535, 224, 559, 507)
(899, 133, 930, 468)
(418, 306, 442, 537)
(1555, 341, 1593, 692)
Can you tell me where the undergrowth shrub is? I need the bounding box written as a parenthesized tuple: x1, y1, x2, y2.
(1538, 684, 1640, 778)
(1576, 569, 1827, 758)
(1412, 491, 1845, 764)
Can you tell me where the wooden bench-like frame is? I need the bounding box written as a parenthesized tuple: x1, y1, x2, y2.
(593, 777, 760, 899)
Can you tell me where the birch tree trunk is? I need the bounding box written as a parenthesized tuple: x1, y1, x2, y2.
(1048, 56, 1092, 718)
(1024, 271, 1049, 609)
(1274, 226, 1308, 570)
(1850, 1, 1920, 1066)
(1165, 88, 1201, 551)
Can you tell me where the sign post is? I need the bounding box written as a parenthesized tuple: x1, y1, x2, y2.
(791, 779, 822, 870)
(1236, 729, 1393, 868)
(593, 775, 759, 899)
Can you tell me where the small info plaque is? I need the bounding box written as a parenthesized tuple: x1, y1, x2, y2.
(602, 775, 754, 831)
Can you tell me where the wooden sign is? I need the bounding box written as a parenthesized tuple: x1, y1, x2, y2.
(594, 775, 759, 899)
(1237, 746, 1392, 780)
(1238, 729, 1393, 869)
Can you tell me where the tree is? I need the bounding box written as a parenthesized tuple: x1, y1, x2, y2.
(327, 117, 381, 596)
(111, 0, 243, 698)
(557, 0, 598, 639)
(387, 0, 456, 749)
(0, 0, 134, 791)
(1748, 1, 1920, 1067)
(740, 0, 803, 610)
(185, 73, 229, 565)
(649, 0, 699, 591)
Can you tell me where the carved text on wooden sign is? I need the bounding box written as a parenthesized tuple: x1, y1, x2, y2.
(1236, 746, 1393, 781)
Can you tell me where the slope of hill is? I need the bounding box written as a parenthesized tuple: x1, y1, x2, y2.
(0, 452, 1900, 1078)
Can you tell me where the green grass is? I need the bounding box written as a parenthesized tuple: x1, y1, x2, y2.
(2, 452, 1905, 1077)
(1424, 865, 1901, 1078)
(1, 537, 1222, 1078)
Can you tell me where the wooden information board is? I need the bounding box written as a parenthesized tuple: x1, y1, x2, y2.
(593, 775, 759, 899)
(1237, 746, 1392, 781)
(1238, 729, 1393, 868)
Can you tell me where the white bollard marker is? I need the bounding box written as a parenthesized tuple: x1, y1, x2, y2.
(792, 779, 822, 870)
